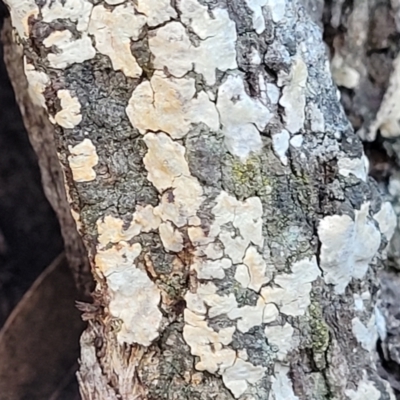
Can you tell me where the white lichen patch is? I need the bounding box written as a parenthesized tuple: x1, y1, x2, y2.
(353, 293, 365, 312)
(185, 282, 237, 317)
(210, 191, 264, 264)
(352, 313, 378, 352)
(261, 257, 320, 316)
(279, 56, 308, 134)
(375, 305, 387, 341)
(184, 282, 279, 390)
(182, 189, 274, 395)
(97, 206, 161, 248)
(126, 72, 219, 139)
(345, 373, 381, 400)
(68, 139, 99, 182)
(267, 83, 281, 105)
(104, 0, 124, 4)
(338, 155, 368, 181)
(308, 102, 325, 132)
(24, 60, 49, 108)
(97, 215, 139, 247)
(136, 0, 177, 27)
(4, 0, 38, 39)
(263, 303, 280, 323)
(272, 130, 290, 166)
(229, 299, 279, 333)
(222, 358, 266, 398)
(373, 201, 396, 241)
(41, 0, 93, 31)
(148, 22, 192, 78)
(88, 4, 145, 78)
(149, 1, 237, 85)
(235, 264, 251, 288)
(155, 176, 204, 227)
(143, 132, 189, 191)
(240, 245, 271, 291)
(184, 282, 272, 398)
(270, 364, 299, 400)
(95, 242, 162, 346)
(183, 309, 236, 373)
(143, 132, 204, 228)
(318, 203, 381, 294)
(217, 74, 272, 159)
(43, 30, 95, 69)
(54, 90, 82, 129)
(290, 135, 303, 148)
(193, 258, 232, 280)
(245, 0, 286, 33)
(159, 221, 184, 252)
(264, 323, 295, 361)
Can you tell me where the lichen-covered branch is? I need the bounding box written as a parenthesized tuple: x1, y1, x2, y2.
(2, 0, 397, 398)
(321, 1, 400, 393)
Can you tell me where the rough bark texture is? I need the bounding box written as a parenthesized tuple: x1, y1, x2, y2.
(2, 0, 397, 399)
(1, 18, 93, 297)
(310, 1, 400, 395)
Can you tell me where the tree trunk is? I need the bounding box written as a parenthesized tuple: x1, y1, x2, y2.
(1, 0, 396, 398)
(0, 19, 93, 298)
(315, 0, 400, 392)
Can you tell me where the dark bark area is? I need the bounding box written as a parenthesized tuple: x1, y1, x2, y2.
(0, 5, 84, 398)
(0, 11, 94, 298)
(0, 2, 62, 326)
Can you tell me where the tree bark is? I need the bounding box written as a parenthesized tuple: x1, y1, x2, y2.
(317, 1, 400, 393)
(0, 18, 93, 297)
(2, 0, 397, 398)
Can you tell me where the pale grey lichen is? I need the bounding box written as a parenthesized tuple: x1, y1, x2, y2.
(4, 0, 38, 38)
(67, 139, 99, 183)
(270, 364, 299, 400)
(126, 73, 219, 139)
(272, 130, 290, 166)
(245, 0, 286, 33)
(217, 74, 272, 159)
(261, 257, 320, 316)
(318, 203, 381, 294)
(41, 0, 93, 32)
(338, 156, 369, 181)
(279, 56, 308, 134)
(95, 242, 162, 346)
(43, 30, 96, 69)
(54, 89, 82, 129)
(373, 201, 397, 242)
(352, 315, 378, 352)
(149, 0, 237, 85)
(222, 359, 266, 398)
(88, 4, 146, 78)
(264, 323, 296, 361)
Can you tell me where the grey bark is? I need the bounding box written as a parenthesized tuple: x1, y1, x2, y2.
(1, 0, 396, 399)
(313, 1, 400, 395)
